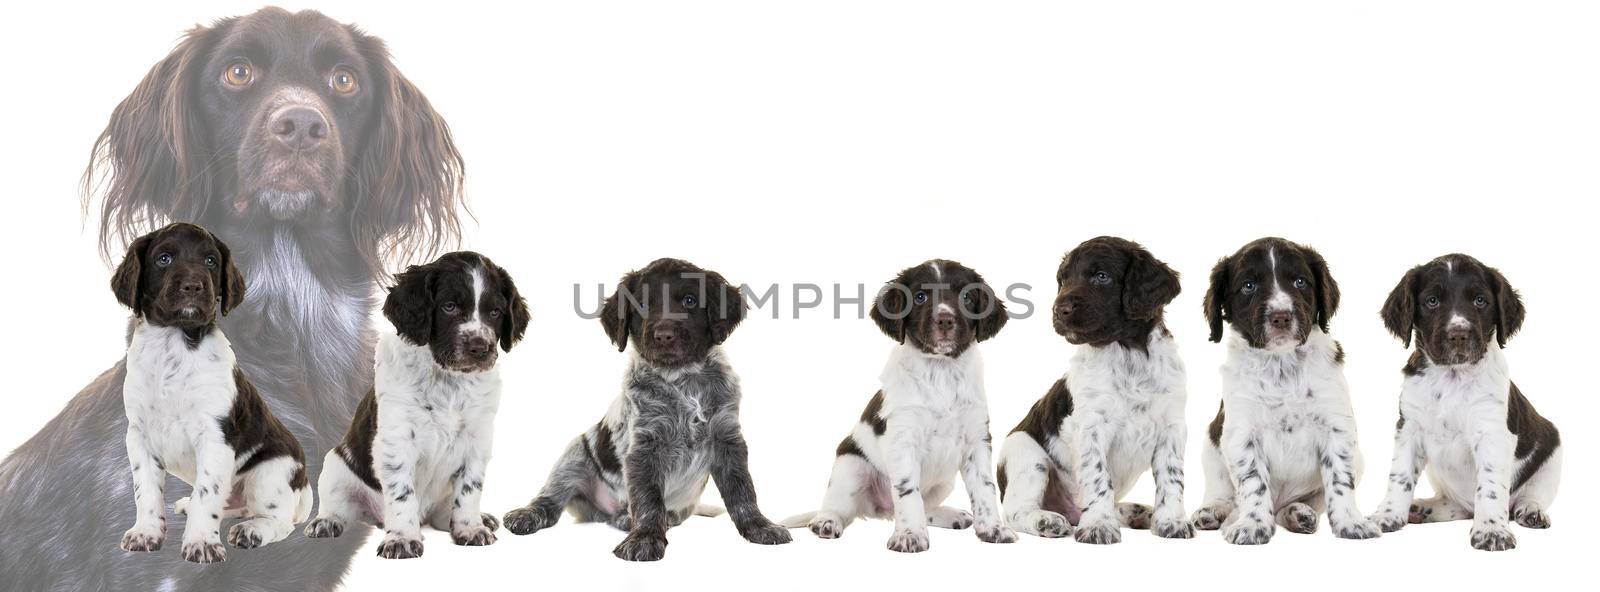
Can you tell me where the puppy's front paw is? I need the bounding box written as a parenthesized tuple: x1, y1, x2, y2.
(304, 517, 345, 538)
(740, 523, 793, 545)
(452, 525, 497, 547)
(502, 505, 557, 536)
(227, 523, 264, 549)
(1371, 511, 1406, 533)
(1513, 507, 1551, 529)
(1074, 521, 1121, 545)
(1332, 517, 1381, 540)
(613, 532, 668, 562)
(1470, 526, 1517, 552)
(809, 517, 844, 539)
(376, 534, 425, 559)
(886, 529, 930, 553)
(976, 524, 1017, 544)
(120, 526, 164, 552)
(1223, 520, 1274, 545)
(1154, 519, 1195, 539)
(181, 540, 226, 563)
(479, 512, 500, 532)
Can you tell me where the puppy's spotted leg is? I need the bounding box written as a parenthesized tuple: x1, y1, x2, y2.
(804, 453, 873, 539)
(1408, 496, 1470, 523)
(884, 426, 931, 553)
(227, 457, 302, 549)
(928, 507, 974, 529)
(1370, 417, 1424, 533)
(180, 440, 234, 563)
(447, 446, 496, 547)
(375, 431, 425, 559)
(999, 437, 1071, 538)
(1150, 424, 1193, 539)
(119, 430, 166, 553)
(1191, 441, 1235, 531)
(1072, 420, 1121, 545)
(1219, 430, 1274, 545)
(305, 449, 369, 538)
(959, 429, 1014, 544)
(709, 419, 791, 546)
(504, 436, 593, 536)
(1468, 433, 1517, 551)
(613, 431, 671, 562)
(1511, 448, 1559, 529)
(1320, 425, 1379, 540)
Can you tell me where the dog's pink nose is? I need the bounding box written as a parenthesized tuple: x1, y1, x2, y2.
(270, 106, 328, 152)
(653, 329, 676, 346)
(1268, 311, 1293, 330)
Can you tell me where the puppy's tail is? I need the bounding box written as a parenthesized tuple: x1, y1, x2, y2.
(695, 504, 727, 518)
(778, 511, 817, 529)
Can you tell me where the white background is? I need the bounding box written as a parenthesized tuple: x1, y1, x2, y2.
(2, 1, 1596, 590)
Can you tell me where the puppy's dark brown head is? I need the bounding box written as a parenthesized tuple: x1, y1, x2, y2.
(384, 252, 530, 373)
(111, 222, 245, 330)
(871, 259, 1007, 357)
(1205, 237, 1339, 349)
(599, 258, 745, 368)
(1382, 254, 1523, 366)
(1052, 236, 1180, 349)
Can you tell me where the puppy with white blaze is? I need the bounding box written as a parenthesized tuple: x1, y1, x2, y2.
(304, 252, 529, 559)
(114, 223, 312, 563)
(1191, 237, 1381, 544)
(997, 237, 1193, 544)
(501, 258, 790, 562)
(783, 259, 1015, 553)
(1368, 254, 1559, 551)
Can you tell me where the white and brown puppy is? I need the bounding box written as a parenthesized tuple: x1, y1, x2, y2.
(114, 223, 312, 563)
(1191, 237, 1381, 544)
(783, 260, 1015, 552)
(997, 237, 1192, 543)
(304, 251, 528, 559)
(502, 258, 790, 562)
(1368, 254, 1559, 551)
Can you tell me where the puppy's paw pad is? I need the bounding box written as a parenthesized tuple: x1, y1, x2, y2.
(304, 518, 345, 538)
(120, 528, 164, 552)
(452, 526, 497, 547)
(1154, 519, 1195, 539)
(1223, 521, 1274, 545)
(1513, 509, 1550, 529)
(741, 524, 793, 545)
(810, 518, 843, 539)
(502, 506, 555, 536)
(612, 533, 668, 562)
(1035, 512, 1072, 538)
(1471, 527, 1517, 552)
(376, 536, 425, 559)
(479, 512, 501, 532)
(226, 523, 265, 549)
(1191, 507, 1226, 531)
(886, 530, 930, 553)
(977, 525, 1017, 544)
(180, 540, 226, 563)
(1074, 522, 1121, 545)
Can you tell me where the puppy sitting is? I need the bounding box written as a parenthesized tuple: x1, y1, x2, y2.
(783, 259, 1015, 552)
(997, 237, 1192, 543)
(304, 252, 528, 559)
(113, 223, 311, 563)
(1369, 254, 1560, 551)
(502, 258, 790, 562)
(1190, 237, 1380, 544)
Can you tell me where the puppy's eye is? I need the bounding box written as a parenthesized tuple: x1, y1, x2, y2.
(330, 67, 359, 95)
(681, 294, 698, 308)
(488, 308, 502, 319)
(1424, 296, 1440, 309)
(1473, 295, 1488, 309)
(1092, 271, 1111, 285)
(222, 61, 253, 88)
(1241, 281, 1257, 295)
(204, 256, 217, 268)
(442, 301, 458, 314)
(1293, 277, 1307, 289)
(155, 253, 173, 268)
(913, 291, 929, 305)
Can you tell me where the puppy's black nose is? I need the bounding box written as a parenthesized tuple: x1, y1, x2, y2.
(1446, 329, 1471, 347)
(653, 329, 676, 346)
(467, 340, 492, 360)
(1056, 301, 1075, 318)
(179, 281, 204, 296)
(270, 106, 328, 151)
(935, 312, 956, 332)
(1268, 311, 1293, 330)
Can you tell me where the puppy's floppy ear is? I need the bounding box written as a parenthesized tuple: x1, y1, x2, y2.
(703, 271, 745, 345)
(1122, 247, 1181, 321)
(968, 281, 1009, 342)
(383, 263, 436, 346)
(1304, 246, 1341, 332)
(493, 264, 530, 352)
(111, 234, 154, 317)
(870, 279, 910, 344)
(600, 272, 638, 352)
(84, 22, 227, 265)
(1203, 257, 1230, 343)
(212, 232, 246, 316)
(350, 32, 467, 277)
(1486, 265, 1525, 347)
(1381, 266, 1422, 347)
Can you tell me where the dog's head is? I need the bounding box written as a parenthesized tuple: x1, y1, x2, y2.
(383, 252, 529, 373)
(1205, 237, 1339, 350)
(871, 260, 1007, 357)
(1053, 236, 1180, 347)
(599, 259, 745, 368)
(86, 7, 464, 275)
(1382, 254, 1523, 366)
(111, 223, 245, 329)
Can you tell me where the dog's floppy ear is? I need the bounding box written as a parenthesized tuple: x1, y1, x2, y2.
(350, 33, 467, 277)
(212, 232, 246, 317)
(383, 262, 437, 346)
(1381, 265, 1422, 347)
(968, 281, 1009, 343)
(703, 271, 745, 345)
(600, 271, 639, 352)
(493, 264, 530, 352)
(1122, 246, 1180, 321)
(1304, 245, 1341, 333)
(1203, 257, 1230, 343)
(871, 278, 911, 344)
(1486, 264, 1525, 348)
(84, 22, 228, 264)
(111, 233, 154, 317)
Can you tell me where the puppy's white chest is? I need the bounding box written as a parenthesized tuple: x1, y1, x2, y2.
(122, 325, 238, 479)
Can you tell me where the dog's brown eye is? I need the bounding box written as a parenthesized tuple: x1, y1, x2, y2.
(156, 253, 173, 267)
(442, 301, 458, 314)
(223, 61, 253, 88)
(1424, 296, 1440, 309)
(330, 68, 358, 95)
(1474, 296, 1488, 308)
